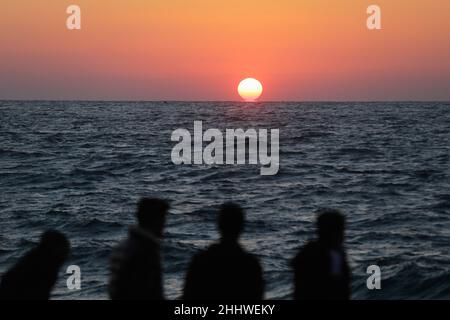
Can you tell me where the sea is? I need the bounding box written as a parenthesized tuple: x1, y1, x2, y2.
(0, 101, 449, 299)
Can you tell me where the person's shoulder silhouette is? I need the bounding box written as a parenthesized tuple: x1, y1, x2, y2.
(291, 209, 351, 300)
(183, 202, 264, 300)
(109, 197, 169, 300)
(0, 230, 70, 300)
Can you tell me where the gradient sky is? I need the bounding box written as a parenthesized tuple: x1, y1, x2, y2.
(1, 0, 449, 101)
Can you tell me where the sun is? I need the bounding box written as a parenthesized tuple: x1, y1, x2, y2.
(238, 78, 263, 102)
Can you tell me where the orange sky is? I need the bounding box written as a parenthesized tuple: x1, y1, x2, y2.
(1, 0, 449, 100)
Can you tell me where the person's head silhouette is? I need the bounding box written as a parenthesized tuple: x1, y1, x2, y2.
(136, 197, 169, 238)
(316, 209, 345, 248)
(218, 202, 244, 242)
(39, 230, 70, 265)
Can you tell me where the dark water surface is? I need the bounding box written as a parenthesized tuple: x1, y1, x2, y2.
(0, 101, 449, 299)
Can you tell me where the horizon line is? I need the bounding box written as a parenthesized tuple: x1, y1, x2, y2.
(1, 99, 450, 103)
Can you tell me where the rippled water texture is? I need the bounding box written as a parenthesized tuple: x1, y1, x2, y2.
(0, 101, 449, 299)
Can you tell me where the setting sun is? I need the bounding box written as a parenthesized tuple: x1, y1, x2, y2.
(238, 78, 263, 102)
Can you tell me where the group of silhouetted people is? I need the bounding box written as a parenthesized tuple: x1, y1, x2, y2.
(0, 197, 351, 300)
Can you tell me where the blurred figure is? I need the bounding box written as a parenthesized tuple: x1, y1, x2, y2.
(109, 197, 169, 300)
(0, 230, 70, 300)
(183, 202, 264, 300)
(291, 209, 351, 300)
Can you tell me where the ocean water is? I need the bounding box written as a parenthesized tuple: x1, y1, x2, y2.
(0, 101, 449, 300)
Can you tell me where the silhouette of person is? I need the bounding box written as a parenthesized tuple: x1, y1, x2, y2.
(183, 202, 264, 300)
(0, 230, 70, 300)
(291, 209, 351, 300)
(109, 197, 169, 300)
